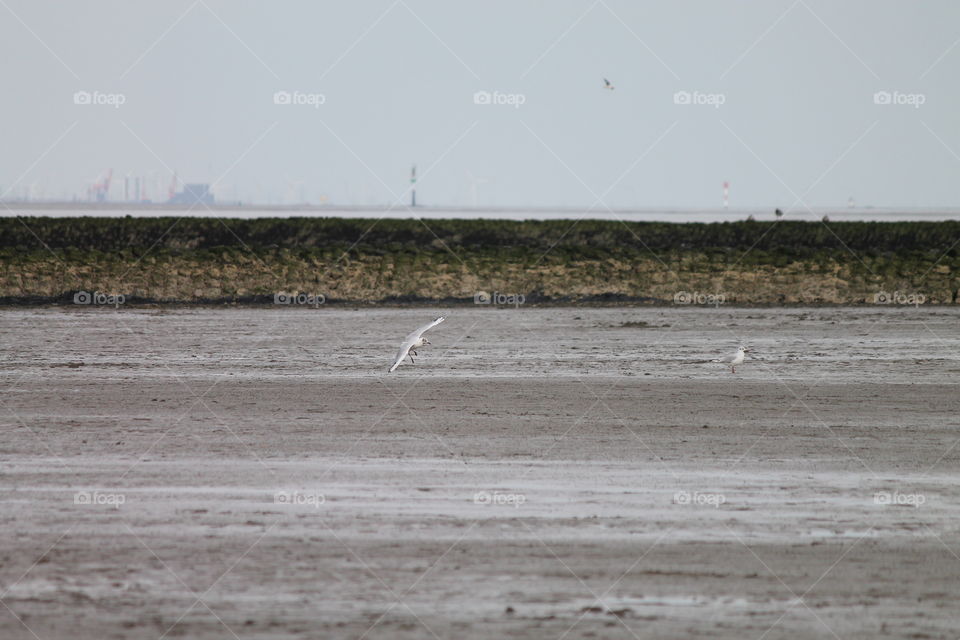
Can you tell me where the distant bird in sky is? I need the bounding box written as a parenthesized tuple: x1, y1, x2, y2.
(603, 78, 614, 90)
(714, 346, 749, 374)
(388, 316, 446, 373)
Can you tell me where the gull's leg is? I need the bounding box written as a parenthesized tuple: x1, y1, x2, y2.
(731, 366, 735, 374)
(409, 354, 415, 364)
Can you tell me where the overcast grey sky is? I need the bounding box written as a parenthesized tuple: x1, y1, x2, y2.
(2, 0, 958, 208)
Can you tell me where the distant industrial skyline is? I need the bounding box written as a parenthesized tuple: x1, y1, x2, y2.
(1, 169, 858, 210)
(0, 167, 926, 210)
(2, 1, 959, 210)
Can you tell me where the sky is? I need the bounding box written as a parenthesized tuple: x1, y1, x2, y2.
(1, 0, 958, 209)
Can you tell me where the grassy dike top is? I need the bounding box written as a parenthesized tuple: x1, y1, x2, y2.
(1, 217, 957, 305)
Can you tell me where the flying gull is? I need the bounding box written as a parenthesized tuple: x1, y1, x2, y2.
(388, 316, 446, 373)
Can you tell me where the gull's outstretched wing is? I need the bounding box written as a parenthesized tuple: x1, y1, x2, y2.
(388, 316, 446, 373)
(388, 348, 408, 373)
(405, 316, 445, 343)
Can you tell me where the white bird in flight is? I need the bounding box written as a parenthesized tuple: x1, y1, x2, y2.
(714, 346, 749, 373)
(388, 316, 446, 373)
(603, 77, 615, 90)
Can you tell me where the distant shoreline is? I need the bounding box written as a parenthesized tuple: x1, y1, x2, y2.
(3, 202, 959, 223)
(3, 217, 956, 305)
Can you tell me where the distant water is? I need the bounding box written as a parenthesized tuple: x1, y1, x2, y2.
(4, 205, 960, 223)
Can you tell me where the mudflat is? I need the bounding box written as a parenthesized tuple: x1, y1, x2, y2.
(1, 306, 958, 639)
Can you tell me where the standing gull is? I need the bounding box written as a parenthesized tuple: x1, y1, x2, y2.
(388, 316, 446, 373)
(714, 346, 749, 374)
